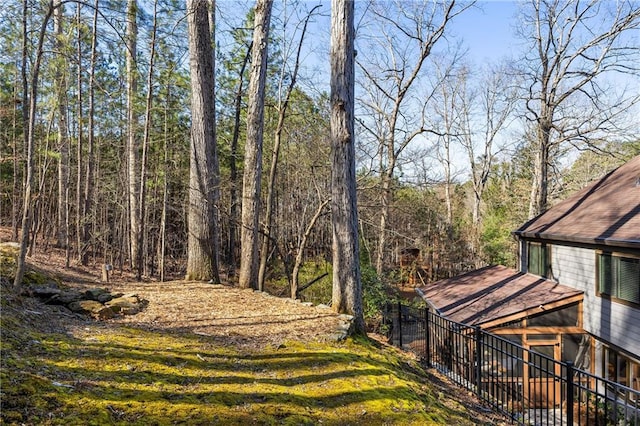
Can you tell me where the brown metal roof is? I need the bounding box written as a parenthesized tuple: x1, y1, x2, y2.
(514, 155, 640, 248)
(416, 265, 583, 327)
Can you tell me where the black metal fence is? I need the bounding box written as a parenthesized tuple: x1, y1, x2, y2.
(383, 302, 640, 425)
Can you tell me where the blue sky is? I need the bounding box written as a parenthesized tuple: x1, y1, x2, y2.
(450, 1, 521, 65)
(293, 1, 526, 93)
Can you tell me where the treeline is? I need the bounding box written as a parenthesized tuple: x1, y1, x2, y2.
(1, 1, 638, 300)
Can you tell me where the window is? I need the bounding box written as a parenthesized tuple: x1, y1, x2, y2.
(598, 253, 640, 305)
(604, 346, 640, 399)
(528, 242, 548, 277)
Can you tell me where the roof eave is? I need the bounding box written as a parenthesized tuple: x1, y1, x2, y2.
(513, 230, 640, 250)
(416, 286, 584, 329)
(475, 293, 584, 330)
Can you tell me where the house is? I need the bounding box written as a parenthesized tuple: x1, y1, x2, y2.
(514, 154, 640, 392)
(417, 155, 640, 393)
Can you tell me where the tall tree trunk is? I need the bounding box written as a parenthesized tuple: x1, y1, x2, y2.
(158, 66, 174, 282)
(207, 0, 221, 284)
(330, 0, 364, 333)
(257, 125, 281, 291)
(54, 0, 70, 261)
(374, 170, 392, 276)
(75, 2, 83, 266)
(529, 120, 551, 218)
(227, 43, 251, 279)
(158, 84, 170, 282)
(238, 0, 273, 289)
(14, 4, 55, 287)
(185, 0, 220, 281)
(11, 65, 21, 242)
(81, 0, 99, 266)
(443, 140, 452, 226)
(137, 0, 158, 280)
(14, 0, 29, 242)
(126, 0, 140, 271)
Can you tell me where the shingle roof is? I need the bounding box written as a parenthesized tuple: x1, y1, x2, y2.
(514, 155, 640, 248)
(416, 265, 583, 327)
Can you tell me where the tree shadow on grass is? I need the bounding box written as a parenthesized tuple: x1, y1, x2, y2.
(11, 324, 487, 425)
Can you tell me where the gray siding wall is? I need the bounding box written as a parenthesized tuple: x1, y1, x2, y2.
(550, 244, 640, 359)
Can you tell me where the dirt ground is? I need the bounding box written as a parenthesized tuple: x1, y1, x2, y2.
(91, 280, 346, 350)
(0, 230, 345, 350)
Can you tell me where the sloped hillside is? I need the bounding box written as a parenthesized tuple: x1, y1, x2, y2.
(0, 236, 506, 425)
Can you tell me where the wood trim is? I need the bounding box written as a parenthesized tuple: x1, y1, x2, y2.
(577, 301, 583, 328)
(478, 294, 584, 330)
(491, 326, 584, 335)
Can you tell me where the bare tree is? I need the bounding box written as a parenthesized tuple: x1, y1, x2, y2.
(226, 43, 251, 280)
(257, 4, 320, 291)
(428, 59, 473, 229)
(136, 0, 158, 280)
(355, 0, 471, 275)
(238, 0, 273, 289)
(519, 0, 640, 217)
(53, 0, 70, 262)
(75, 2, 86, 266)
(126, 0, 140, 270)
(14, 0, 29, 242)
(330, 0, 364, 333)
(459, 64, 519, 229)
(14, 3, 55, 287)
(80, 0, 99, 266)
(185, 0, 220, 281)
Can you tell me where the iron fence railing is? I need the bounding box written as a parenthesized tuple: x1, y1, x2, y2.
(383, 302, 640, 426)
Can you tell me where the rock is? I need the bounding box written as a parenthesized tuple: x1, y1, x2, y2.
(84, 288, 113, 303)
(327, 331, 348, 342)
(47, 290, 83, 305)
(337, 322, 352, 332)
(96, 293, 114, 303)
(30, 286, 61, 298)
(68, 300, 116, 320)
(105, 294, 145, 315)
(25, 283, 144, 319)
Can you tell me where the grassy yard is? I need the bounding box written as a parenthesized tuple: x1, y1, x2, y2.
(0, 299, 500, 426)
(0, 242, 501, 425)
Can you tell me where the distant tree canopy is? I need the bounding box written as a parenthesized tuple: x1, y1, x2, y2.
(1, 1, 637, 311)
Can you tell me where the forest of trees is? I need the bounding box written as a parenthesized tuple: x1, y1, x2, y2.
(1, 0, 639, 327)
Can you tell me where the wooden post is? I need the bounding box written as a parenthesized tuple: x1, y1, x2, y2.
(101, 263, 110, 282)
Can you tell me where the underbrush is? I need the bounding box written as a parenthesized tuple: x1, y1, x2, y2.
(267, 259, 400, 333)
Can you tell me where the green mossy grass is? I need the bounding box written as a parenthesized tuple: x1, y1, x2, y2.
(1, 317, 483, 425)
(1, 255, 485, 425)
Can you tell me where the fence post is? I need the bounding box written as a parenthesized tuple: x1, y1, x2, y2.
(566, 361, 574, 426)
(424, 307, 431, 367)
(397, 301, 403, 348)
(474, 326, 483, 399)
